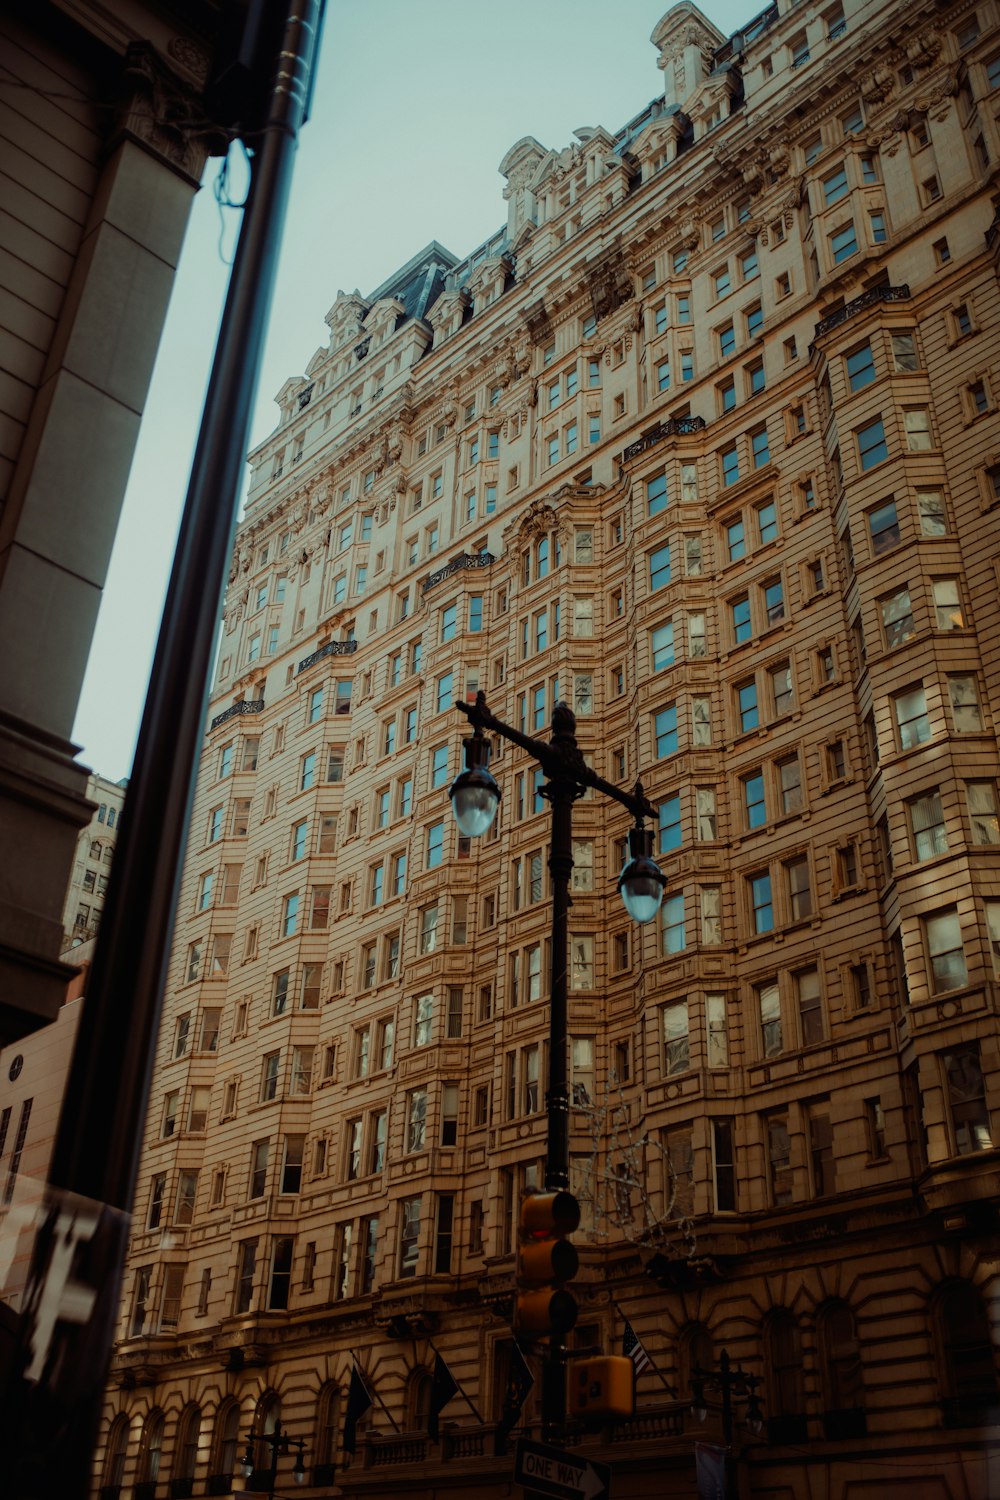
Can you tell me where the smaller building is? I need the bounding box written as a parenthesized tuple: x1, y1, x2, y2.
(61, 774, 128, 952)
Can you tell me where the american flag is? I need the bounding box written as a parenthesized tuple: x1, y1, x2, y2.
(622, 1317, 652, 1374)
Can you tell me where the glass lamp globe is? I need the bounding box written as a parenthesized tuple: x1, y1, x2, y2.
(448, 766, 501, 837)
(618, 824, 666, 923)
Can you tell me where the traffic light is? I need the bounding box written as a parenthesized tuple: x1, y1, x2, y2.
(568, 1356, 635, 1419)
(515, 1191, 580, 1337)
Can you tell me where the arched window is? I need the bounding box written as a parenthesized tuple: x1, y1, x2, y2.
(174, 1403, 201, 1488)
(937, 1280, 999, 1427)
(407, 1369, 433, 1431)
(765, 1309, 807, 1444)
(818, 1301, 866, 1438)
(90, 840, 103, 860)
(136, 1409, 164, 1489)
(253, 1391, 281, 1473)
(212, 1400, 241, 1487)
(679, 1321, 713, 1397)
(314, 1382, 340, 1481)
(100, 1413, 130, 1497)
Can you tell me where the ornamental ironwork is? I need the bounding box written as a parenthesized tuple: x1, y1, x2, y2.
(812, 283, 911, 340)
(422, 550, 495, 594)
(623, 415, 706, 462)
(210, 699, 264, 731)
(296, 639, 358, 674)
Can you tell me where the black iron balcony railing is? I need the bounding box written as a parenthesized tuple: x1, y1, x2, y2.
(297, 638, 358, 674)
(210, 699, 265, 732)
(422, 550, 495, 594)
(623, 415, 706, 463)
(812, 282, 911, 340)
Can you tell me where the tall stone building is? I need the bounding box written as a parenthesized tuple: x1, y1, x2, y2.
(97, 0, 1000, 1495)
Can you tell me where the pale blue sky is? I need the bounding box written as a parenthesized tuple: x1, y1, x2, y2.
(73, 0, 750, 780)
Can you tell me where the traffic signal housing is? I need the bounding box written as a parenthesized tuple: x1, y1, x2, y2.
(568, 1356, 635, 1419)
(515, 1191, 580, 1337)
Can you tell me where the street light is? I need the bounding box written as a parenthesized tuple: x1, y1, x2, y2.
(690, 1348, 763, 1499)
(240, 1419, 306, 1497)
(449, 692, 667, 1442)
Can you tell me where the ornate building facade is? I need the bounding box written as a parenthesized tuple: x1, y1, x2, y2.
(98, 1, 1000, 1495)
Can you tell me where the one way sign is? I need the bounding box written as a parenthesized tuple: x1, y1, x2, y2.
(514, 1438, 611, 1500)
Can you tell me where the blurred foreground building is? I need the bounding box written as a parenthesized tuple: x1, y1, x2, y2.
(98, 1, 1000, 1495)
(0, 1, 230, 1043)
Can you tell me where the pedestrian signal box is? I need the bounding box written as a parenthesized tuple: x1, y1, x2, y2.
(568, 1356, 635, 1419)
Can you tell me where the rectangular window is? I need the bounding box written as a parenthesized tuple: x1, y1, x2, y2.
(649, 544, 671, 591)
(661, 893, 685, 954)
(759, 981, 782, 1056)
(967, 782, 1000, 845)
(767, 1113, 792, 1205)
(943, 1044, 993, 1154)
(857, 419, 888, 471)
(895, 686, 930, 748)
(658, 793, 682, 852)
(663, 1000, 690, 1075)
(949, 675, 983, 732)
(911, 790, 947, 860)
(925, 908, 967, 993)
(830, 222, 858, 263)
(880, 587, 914, 649)
(655, 705, 678, 758)
(846, 342, 875, 390)
(749, 872, 773, 934)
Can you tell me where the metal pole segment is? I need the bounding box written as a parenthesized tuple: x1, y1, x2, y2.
(6, 5, 325, 1496)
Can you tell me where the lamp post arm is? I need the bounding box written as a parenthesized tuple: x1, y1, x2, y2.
(455, 695, 656, 821)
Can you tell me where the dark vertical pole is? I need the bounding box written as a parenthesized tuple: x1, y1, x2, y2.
(6, 5, 325, 1497)
(545, 781, 573, 1196)
(540, 705, 579, 1448)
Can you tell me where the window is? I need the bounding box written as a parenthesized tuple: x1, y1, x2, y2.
(905, 408, 935, 447)
(426, 821, 444, 869)
(649, 544, 671, 591)
(869, 210, 887, 244)
(933, 579, 964, 630)
(420, 904, 438, 954)
(830, 222, 858, 263)
(663, 1000, 690, 1075)
(880, 588, 914, 649)
(949, 675, 982, 732)
(967, 782, 1000, 844)
(659, 793, 682, 851)
(749, 872, 773, 934)
(910, 790, 947, 860)
(943, 1047, 993, 1154)
(655, 706, 678, 758)
(743, 772, 766, 829)
(571, 934, 594, 989)
(924, 907, 967, 993)
(721, 444, 740, 486)
(414, 992, 434, 1046)
(846, 342, 875, 391)
(662, 894, 685, 954)
(759, 981, 782, 1057)
(696, 787, 717, 840)
(823, 165, 849, 205)
(436, 672, 453, 714)
(737, 679, 758, 732)
(856, 418, 887, 470)
(786, 854, 812, 919)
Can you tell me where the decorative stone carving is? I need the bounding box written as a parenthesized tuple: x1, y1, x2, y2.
(585, 246, 635, 321)
(325, 291, 368, 347)
(116, 42, 212, 179)
(860, 65, 895, 110)
(906, 27, 942, 70)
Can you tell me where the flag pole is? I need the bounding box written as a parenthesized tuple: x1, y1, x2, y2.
(614, 1302, 678, 1398)
(354, 1361, 400, 1434)
(428, 1340, 486, 1425)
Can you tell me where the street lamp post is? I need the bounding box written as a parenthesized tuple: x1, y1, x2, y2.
(449, 692, 667, 1442)
(240, 1419, 306, 1498)
(690, 1349, 763, 1497)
